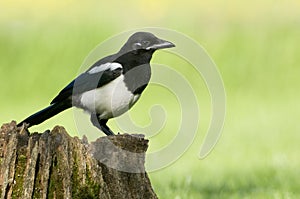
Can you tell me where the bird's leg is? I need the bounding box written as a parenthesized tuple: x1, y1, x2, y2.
(90, 114, 115, 136)
(99, 119, 115, 136)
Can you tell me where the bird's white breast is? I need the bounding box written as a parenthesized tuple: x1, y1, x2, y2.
(79, 75, 140, 119)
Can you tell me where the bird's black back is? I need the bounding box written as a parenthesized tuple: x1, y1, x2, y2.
(51, 49, 153, 105)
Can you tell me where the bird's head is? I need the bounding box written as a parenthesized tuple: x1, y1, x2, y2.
(120, 32, 175, 54)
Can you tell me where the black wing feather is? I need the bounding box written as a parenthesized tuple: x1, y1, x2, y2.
(51, 67, 122, 104)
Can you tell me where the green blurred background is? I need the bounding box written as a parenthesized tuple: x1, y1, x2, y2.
(1, 0, 300, 198)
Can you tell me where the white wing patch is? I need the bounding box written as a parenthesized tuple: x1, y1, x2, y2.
(88, 62, 122, 74)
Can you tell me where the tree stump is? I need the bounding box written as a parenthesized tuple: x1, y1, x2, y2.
(0, 121, 157, 199)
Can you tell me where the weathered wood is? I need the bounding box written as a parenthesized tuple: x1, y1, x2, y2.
(0, 121, 157, 199)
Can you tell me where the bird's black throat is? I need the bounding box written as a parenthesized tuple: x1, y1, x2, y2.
(115, 50, 153, 95)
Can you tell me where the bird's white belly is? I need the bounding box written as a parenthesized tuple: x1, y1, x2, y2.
(79, 75, 140, 119)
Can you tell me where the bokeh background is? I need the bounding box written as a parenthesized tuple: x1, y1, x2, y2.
(1, 0, 300, 198)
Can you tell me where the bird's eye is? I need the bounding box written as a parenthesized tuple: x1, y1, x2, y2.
(142, 41, 150, 46)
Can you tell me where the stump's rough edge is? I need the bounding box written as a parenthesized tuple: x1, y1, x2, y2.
(0, 121, 158, 199)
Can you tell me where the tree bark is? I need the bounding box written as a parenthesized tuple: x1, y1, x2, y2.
(0, 121, 157, 199)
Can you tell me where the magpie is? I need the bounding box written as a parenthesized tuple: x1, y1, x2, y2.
(18, 32, 175, 136)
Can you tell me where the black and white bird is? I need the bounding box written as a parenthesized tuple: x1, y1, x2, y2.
(18, 32, 175, 136)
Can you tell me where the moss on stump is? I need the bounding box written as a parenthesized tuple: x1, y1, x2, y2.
(0, 121, 157, 199)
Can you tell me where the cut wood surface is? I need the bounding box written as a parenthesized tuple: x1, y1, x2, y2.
(0, 121, 157, 199)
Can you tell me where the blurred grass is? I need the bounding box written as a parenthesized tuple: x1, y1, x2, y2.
(1, 0, 300, 198)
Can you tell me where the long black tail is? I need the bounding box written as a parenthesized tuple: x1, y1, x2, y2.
(17, 101, 71, 128)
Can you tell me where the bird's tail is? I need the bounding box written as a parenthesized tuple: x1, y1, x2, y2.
(17, 102, 71, 128)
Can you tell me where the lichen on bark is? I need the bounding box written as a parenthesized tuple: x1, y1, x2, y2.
(0, 121, 157, 199)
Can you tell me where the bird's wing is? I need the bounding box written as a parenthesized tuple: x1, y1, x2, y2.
(50, 62, 122, 104)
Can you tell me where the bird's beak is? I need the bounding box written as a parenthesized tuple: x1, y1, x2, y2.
(146, 39, 175, 50)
